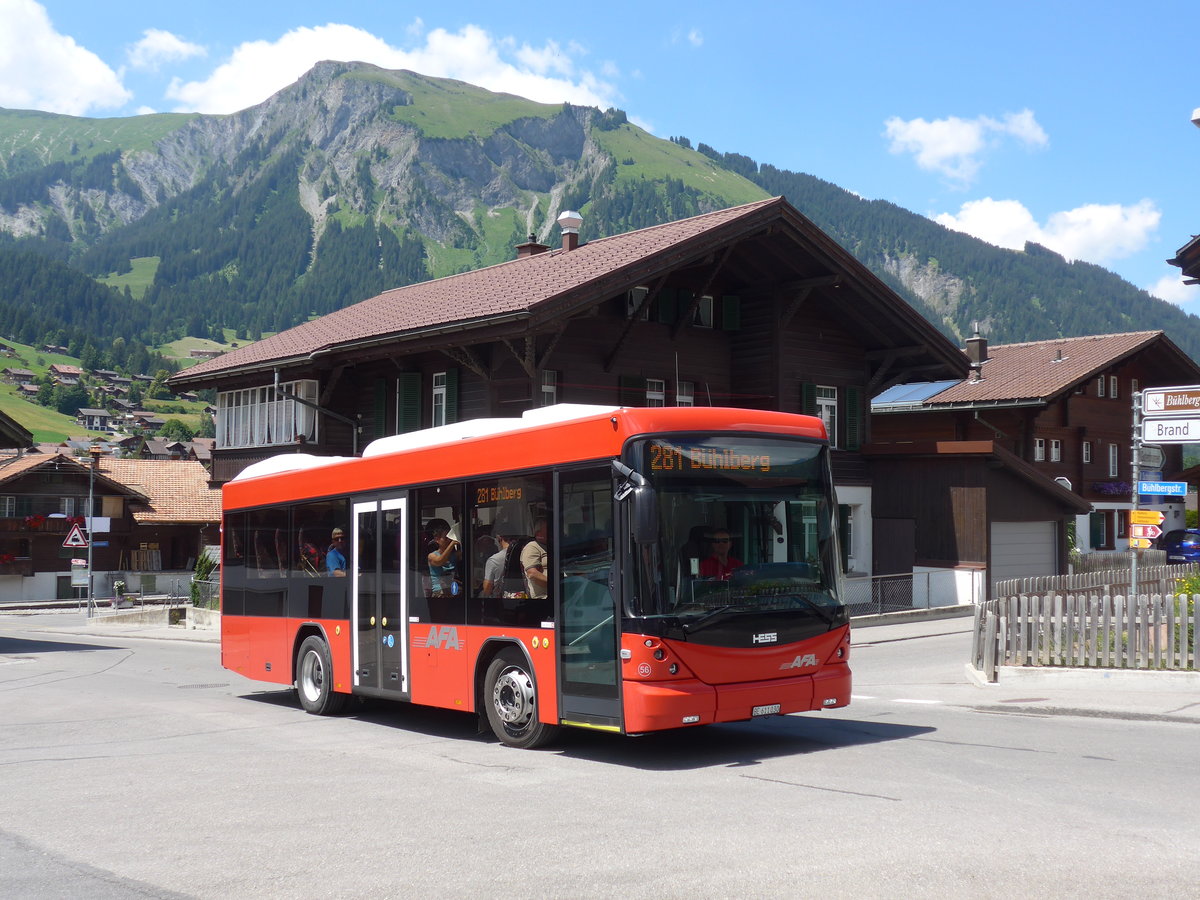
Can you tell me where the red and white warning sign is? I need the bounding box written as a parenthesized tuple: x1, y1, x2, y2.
(62, 523, 89, 549)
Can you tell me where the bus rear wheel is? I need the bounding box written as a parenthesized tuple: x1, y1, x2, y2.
(484, 648, 558, 749)
(295, 635, 346, 715)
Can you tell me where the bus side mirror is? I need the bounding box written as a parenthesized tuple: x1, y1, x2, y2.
(612, 459, 657, 544)
(632, 487, 658, 545)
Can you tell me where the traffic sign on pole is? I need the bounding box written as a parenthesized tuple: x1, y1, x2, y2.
(1142, 386, 1200, 416)
(1142, 417, 1200, 443)
(1129, 509, 1165, 526)
(1128, 537, 1153, 550)
(62, 523, 89, 549)
(1129, 524, 1162, 539)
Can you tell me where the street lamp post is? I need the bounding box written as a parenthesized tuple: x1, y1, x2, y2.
(86, 445, 100, 618)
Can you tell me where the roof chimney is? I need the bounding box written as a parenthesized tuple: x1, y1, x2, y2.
(558, 210, 583, 252)
(966, 325, 987, 381)
(515, 232, 549, 259)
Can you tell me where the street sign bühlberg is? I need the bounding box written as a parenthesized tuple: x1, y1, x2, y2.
(1137, 480, 1187, 497)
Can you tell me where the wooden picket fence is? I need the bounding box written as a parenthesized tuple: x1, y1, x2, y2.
(994, 561, 1198, 599)
(972, 593, 1200, 682)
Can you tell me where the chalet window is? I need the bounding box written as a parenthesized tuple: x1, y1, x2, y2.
(1034, 438, 1045, 462)
(676, 381, 694, 407)
(1050, 440, 1061, 463)
(693, 295, 714, 328)
(816, 386, 838, 449)
(1131, 378, 1139, 395)
(432, 372, 448, 426)
(59, 498, 75, 517)
(216, 379, 318, 449)
(646, 378, 666, 407)
(1116, 510, 1128, 539)
(0, 496, 12, 518)
(1097, 376, 1106, 398)
(540, 370, 558, 407)
(1108, 443, 1119, 477)
(839, 504, 854, 572)
(1109, 376, 1118, 399)
(800, 382, 862, 451)
(1083, 441, 1092, 464)
(1089, 511, 1110, 550)
(626, 286, 650, 320)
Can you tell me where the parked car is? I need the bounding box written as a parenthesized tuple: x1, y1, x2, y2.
(1158, 529, 1200, 563)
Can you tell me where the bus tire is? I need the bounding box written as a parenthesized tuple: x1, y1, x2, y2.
(295, 635, 346, 716)
(484, 648, 558, 749)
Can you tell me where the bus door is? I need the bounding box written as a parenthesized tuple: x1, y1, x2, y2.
(352, 496, 409, 697)
(556, 469, 622, 728)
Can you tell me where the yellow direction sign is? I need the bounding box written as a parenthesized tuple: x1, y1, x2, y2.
(1128, 537, 1153, 550)
(1129, 509, 1165, 526)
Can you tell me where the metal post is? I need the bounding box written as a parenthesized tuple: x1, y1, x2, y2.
(1131, 391, 1141, 599)
(86, 446, 99, 618)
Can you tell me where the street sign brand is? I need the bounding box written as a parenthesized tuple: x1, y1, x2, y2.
(1141, 417, 1200, 443)
(1142, 386, 1200, 416)
(1137, 481, 1187, 497)
(1129, 510, 1165, 525)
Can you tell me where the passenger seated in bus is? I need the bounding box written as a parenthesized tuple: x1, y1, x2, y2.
(481, 534, 512, 597)
(426, 518, 460, 597)
(699, 529, 742, 581)
(326, 527, 348, 577)
(521, 518, 550, 600)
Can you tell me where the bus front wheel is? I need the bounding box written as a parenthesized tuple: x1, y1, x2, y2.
(484, 648, 558, 749)
(295, 635, 346, 715)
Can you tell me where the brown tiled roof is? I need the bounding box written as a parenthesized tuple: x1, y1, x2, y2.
(172, 197, 784, 383)
(927, 331, 1196, 405)
(99, 459, 221, 524)
(0, 453, 136, 496)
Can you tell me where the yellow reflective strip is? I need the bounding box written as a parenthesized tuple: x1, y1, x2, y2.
(561, 720, 622, 733)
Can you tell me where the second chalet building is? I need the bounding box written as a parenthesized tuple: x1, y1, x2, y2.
(171, 197, 1100, 598)
(873, 330, 1200, 574)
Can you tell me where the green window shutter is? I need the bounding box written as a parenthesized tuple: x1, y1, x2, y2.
(373, 378, 388, 438)
(656, 288, 678, 324)
(721, 295, 741, 331)
(800, 382, 817, 417)
(618, 374, 646, 407)
(444, 368, 459, 424)
(397, 372, 421, 433)
(844, 386, 863, 451)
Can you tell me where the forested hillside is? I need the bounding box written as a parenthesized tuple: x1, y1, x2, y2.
(0, 60, 1197, 364)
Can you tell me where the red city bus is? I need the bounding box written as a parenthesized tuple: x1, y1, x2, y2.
(220, 404, 851, 747)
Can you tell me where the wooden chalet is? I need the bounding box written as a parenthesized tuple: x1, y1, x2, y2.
(170, 196, 969, 581)
(872, 330, 1200, 567)
(1169, 233, 1200, 285)
(0, 453, 220, 602)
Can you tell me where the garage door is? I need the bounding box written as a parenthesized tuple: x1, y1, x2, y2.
(990, 521, 1057, 592)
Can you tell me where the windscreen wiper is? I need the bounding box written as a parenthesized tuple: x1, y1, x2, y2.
(795, 594, 837, 625)
(681, 605, 741, 634)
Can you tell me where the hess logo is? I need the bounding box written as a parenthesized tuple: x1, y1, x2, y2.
(751, 632, 778, 644)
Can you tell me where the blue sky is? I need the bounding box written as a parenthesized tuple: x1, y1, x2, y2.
(4, 0, 1199, 309)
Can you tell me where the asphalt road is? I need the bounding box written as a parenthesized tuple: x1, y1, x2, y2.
(2, 613, 1198, 899)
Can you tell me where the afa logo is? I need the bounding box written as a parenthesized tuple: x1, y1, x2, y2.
(412, 625, 463, 650)
(779, 653, 819, 671)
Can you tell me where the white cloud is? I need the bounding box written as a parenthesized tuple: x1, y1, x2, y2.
(885, 109, 1048, 185)
(935, 196, 1161, 267)
(0, 0, 129, 114)
(688, 29, 704, 48)
(1147, 272, 1197, 306)
(165, 23, 619, 114)
(127, 29, 206, 71)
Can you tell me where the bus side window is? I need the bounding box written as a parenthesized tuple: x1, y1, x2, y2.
(416, 487, 466, 624)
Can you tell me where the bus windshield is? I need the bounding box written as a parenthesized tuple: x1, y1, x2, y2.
(628, 434, 846, 633)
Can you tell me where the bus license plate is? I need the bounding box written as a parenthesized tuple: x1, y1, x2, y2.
(752, 703, 781, 716)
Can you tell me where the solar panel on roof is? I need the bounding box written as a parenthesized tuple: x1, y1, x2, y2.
(872, 380, 962, 408)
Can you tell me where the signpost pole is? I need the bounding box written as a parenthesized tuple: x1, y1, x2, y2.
(1131, 391, 1141, 599)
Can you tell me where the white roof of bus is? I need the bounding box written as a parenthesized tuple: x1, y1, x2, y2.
(230, 453, 357, 482)
(361, 404, 620, 458)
